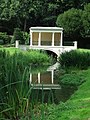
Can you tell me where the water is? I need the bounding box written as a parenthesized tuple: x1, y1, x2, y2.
(30, 63, 77, 104)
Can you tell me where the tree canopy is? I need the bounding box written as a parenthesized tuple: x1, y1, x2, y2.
(0, 0, 89, 34)
(56, 8, 83, 38)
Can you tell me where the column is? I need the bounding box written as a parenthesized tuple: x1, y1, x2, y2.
(52, 32, 54, 46)
(15, 40, 19, 48)
(38, 73, 40, 84)
(73, 41, 77, 49)
(30, 73, 32, 84)
(60, 31, 63, 46)
(51, 70, 54, 84)
(38, 32, 41, 46)
(30, 32, 32, 46)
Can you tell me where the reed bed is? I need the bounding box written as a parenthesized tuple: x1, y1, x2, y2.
(0, 50, 52, 120)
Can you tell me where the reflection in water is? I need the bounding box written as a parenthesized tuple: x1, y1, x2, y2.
(30, 63, 77, 103)
(30, 70, 61, 90)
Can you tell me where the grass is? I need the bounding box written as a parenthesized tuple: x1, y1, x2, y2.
(46, 69, 90, 120)
(0, 47, 22, 55)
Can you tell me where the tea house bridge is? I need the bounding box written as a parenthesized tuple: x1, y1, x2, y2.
(16, 27, 77, 57)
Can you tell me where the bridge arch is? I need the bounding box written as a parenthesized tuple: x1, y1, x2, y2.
(44, 50, 58, 59)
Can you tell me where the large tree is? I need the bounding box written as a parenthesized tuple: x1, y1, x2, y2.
(82, 3, 90, 37)
(56, 8, 83, 39)
(0, 0, 90, 34)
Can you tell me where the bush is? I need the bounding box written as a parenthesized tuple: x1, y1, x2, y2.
(59, 50, 90, 69)
(15, 50, 51, 66)
(22, 32, 30, 45)
(11, 28, 25, 44)
(0, 32, 11, 44)
(59, 73, 85, 86)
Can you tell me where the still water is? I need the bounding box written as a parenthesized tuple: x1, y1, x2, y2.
(30, 63, 77, 104)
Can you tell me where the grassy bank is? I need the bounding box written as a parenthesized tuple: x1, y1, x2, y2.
(47, 49, 90, 120)
(47, 69, 90, 120)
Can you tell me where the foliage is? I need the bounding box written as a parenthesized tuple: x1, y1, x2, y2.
(0, 32, 11, 44)
(0, 0, 89, 33)
(22, 31, 30, 45)
(56, 8, 83, 38)
(0, 49, 51, 119)
(46, 69, 90, 120)
(0, 50, 31, 119)
(59, 50, 90, 69)
(0, 48, 52, 66)
(82, 3, 90, 37)
(11, 28, 25, 44)
(59, 72, 86, 86)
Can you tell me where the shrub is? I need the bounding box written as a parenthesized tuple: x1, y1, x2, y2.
(22, 32, 30, 45)
(15, 50, 51, 66)
(59, 73, 85, 86)
(0, 32, 11, 44)
(11, 28, 25, 44)
(59, 50, 90, 69)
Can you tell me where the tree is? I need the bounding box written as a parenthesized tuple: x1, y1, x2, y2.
(56, 8, 83, 39)
(82, 3, 90, 37)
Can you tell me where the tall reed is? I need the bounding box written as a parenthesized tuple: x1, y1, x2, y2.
(0, 50, 33, 119)
(0, 50, 51, 120)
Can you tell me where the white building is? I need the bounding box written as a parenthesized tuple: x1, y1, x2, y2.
(16, 27, 77, 56)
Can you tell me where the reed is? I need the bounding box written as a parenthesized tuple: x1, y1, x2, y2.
(0, 50, 52, 120)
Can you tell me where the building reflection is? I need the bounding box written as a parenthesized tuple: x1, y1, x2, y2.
(30, 70, 61, 90)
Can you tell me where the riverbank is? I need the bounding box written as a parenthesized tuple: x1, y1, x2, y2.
(47, 68, 90, 120)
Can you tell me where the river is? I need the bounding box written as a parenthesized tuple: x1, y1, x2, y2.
(29, 63, 77, 104)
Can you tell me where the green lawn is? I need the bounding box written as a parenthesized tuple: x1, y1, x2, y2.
(0, 47, 22, 54)
(47, 68, 90, 120)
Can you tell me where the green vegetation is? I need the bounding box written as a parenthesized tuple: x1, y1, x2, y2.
(11, 28, 25, 44)
(59, 49, 90, 69)
(0, 0, 89, 33)
(56, 3, 90, 38)
(0, 49, 52, 119)
(0, 48, 52, 66)
(59, 72, 85, 86)
(46, 69, 90, 120)
(0, 48, 90, 119)
(0, 32, 11, 44)
(56, 8, 83, 37)
(11, 28, 29, 45)
(0, 1, 90, 48)
(45, 49, 90, 120)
